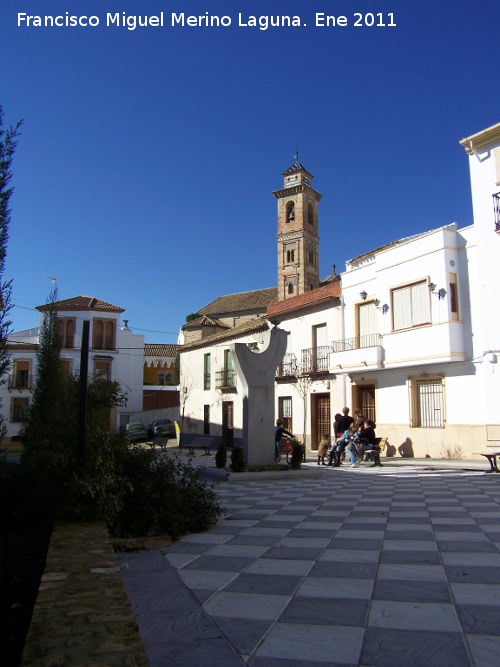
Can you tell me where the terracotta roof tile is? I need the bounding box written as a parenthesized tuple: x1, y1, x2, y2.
(267, 282, 341, 318)
(36, 296, 124, 313)
(182, 315, 229, 330)
(180, 316, 270, 352)
(199, 287, 278, 316)
(144, 344, 180, 357)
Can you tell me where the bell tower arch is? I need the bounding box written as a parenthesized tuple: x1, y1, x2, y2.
(273, 155, 323, 300)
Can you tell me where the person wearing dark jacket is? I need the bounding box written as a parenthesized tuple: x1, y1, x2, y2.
(337, 407, 354, 434)
(275, 419, 293, 462)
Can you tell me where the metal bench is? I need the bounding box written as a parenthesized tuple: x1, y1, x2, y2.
(181, 435, 217, 456)
(475, 451, 500, 473)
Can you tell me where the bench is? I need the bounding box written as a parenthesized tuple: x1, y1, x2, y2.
(181, 435, 217, 456)
(363, 437, 388, 465)
(149, 436, 170, 451)
(475, 451, 500, 473)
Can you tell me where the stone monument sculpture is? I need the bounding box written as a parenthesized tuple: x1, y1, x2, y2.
(230, 326, 287, 466)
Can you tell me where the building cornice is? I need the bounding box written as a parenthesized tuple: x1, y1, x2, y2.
(272, 184, 323, 201)
(277, 231, 320, 244)
(459, 122, 500, 155)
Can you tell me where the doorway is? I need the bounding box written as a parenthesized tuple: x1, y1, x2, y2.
(222, 401, 234, 447)
(355, 384, 376, 422)
(311, 393, 330, 452)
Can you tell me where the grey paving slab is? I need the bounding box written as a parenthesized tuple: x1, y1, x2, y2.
(456, 604, 500, 634)
(146, 637, 245, 667)
(377, 563, 447, 581)
(360, 628, 471, 667)
(225, 573, 302, 595)
(319, 548, 380, 563)
(203, 591, 289, 620)
(297, 576, 373, 599)
(213, 617, 272, 655)
(368, 600, 461, 631)
(252, 622, 364, 664)
(467, 634, 500, 667)
(373, 579, 452, 603)
(280, 596, 369, 626)
(310, 560, 378, 579)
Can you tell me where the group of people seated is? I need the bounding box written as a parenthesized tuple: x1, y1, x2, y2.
(316, 407, 383, 469)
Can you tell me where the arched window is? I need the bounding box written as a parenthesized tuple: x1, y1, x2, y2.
(308, 202, 314, 225)
(66, 319, 74, 348)
(285, 242, 296, 264)
(57, 319, 64, 343)
(286, 201, 295, 222)
(104, 321, 114, 350)
(288, 282, 294, 295)
(93, 320, 104, 349)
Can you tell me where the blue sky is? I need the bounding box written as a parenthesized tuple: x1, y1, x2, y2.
(1, 0, 497, 343)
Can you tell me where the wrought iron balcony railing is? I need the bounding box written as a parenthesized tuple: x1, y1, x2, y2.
(216, 369, 237, 389)
(332, 333, 382, 352)
(301, 346, 332, 374)
(8, 373, 33, 390)
(276, 353, 297, 378)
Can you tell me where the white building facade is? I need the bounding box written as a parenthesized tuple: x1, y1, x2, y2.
(329, 121, 500, 458)
(2, 296, 144, 440)
(180, 126, 500, 459)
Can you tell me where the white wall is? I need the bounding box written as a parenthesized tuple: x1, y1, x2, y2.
(1, 310, 144, 438)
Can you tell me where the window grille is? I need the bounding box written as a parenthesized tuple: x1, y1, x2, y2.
(410, 376, 444, 428)
(279, 396, 293, 432)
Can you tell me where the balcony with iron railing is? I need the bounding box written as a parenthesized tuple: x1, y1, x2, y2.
(8, 373, 33, 390)
(301, 346, 332, 375)
(276, 353, 297, 380)
(216, 369, 238, 391)
(332, 333, 382, 352)
(329, 334, 384, 373)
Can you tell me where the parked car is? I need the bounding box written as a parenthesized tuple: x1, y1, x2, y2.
(124, 421, 148, 442)
(147, 418, 176, 439)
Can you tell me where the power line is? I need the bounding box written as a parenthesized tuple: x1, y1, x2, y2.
(11, 302, 180, 337)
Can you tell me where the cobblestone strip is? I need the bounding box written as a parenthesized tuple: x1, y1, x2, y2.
(22, 521, 149, 666)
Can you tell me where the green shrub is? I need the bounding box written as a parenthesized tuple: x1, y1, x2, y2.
(215, 443, 227, 469)
(230, 446, 247, 472)
(106, 448, 223, 539)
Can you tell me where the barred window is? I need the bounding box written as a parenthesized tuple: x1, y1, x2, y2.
(279, 396, 293, 432)
(410, 376, 445, 428)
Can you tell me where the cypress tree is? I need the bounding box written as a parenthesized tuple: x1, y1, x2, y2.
(0, 108, 22, 443)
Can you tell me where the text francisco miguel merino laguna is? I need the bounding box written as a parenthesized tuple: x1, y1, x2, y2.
(17, 12, 312, 30)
